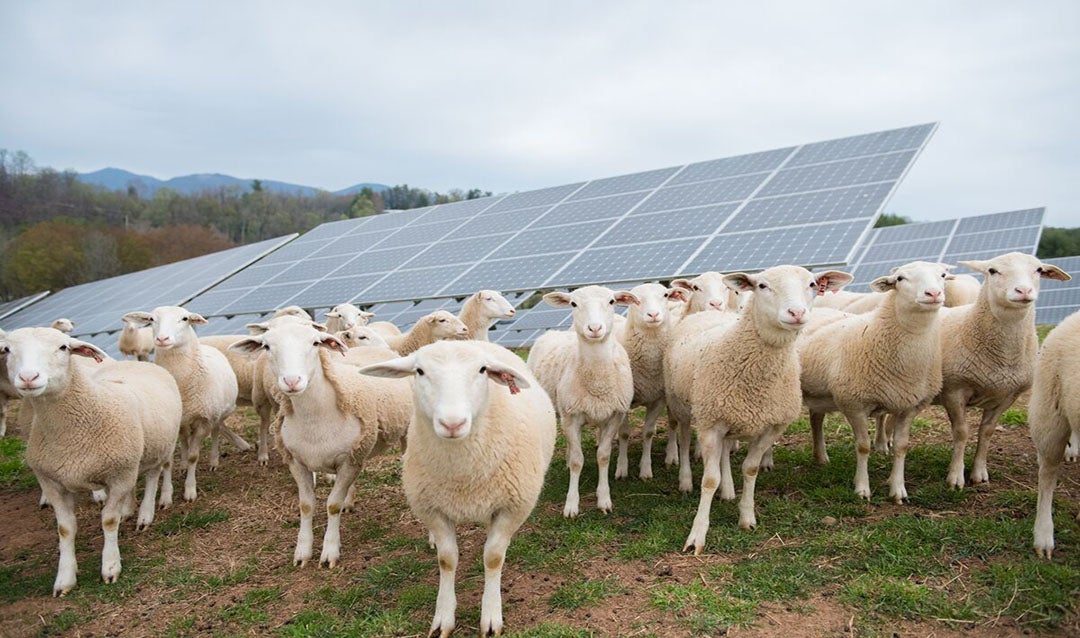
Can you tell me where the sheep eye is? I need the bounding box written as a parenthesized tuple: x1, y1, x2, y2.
(182, 317, 189, 322)
(479, 366, 487, 374)
(416, 368, 425, 376)
(988, 268, 998, 276)
(609, 299, 615, 305)
(59, 345, 68, 352)
(896, 276, 905, 282)
(757, 283, 767, 290)
(692, 285, 700, 291)
(1036, 267, 1044, 274)
(941, 273, 947, 278)
(570, 302, 577, 308)
(359, 335, 367, 340)
(809, 281, 816, 288)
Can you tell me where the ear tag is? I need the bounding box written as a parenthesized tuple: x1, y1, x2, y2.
(496, 371, 521, 395)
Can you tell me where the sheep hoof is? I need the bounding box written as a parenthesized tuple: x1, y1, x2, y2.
(53, 586, 71, 598)
(562, 503, 579, 518)
(341, 504, 355, 514)
(1035, 546, 1053, 559)
(321, 559, 337, 569)
(136, 521, 150, 532)
(258, 458, 269, 467)
(294, 559, 307, 568)
(682, 539, 704, 556)
(639, 470, 653, 480)
(614, 467, 628, 480)
(814, 454, 830, 465)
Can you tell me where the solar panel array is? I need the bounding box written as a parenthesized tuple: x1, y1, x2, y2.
(842, 208, 1046, 291)
(0, 292, 50, 322)
(0, 234, 297, 337)
(1038, 255, 1080, 324)
(186, 124, 937, 317)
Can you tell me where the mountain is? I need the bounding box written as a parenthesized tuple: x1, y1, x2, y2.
(77, 168, 388, 198)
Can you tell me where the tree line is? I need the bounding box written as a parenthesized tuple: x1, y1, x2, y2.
(0, 150, 489, 300)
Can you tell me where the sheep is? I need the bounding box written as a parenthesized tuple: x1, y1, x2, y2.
(527, 285, 638, 517)
(614, 283, 687, 481)
(359, 340, 555, 637)
(324, 303, 375, 333)
(273, 306, 313, 320)
(935, 253, 1070, 489)
(945, 274, 981, 307)
(673, 267, 852, 552)
(459, 289, 516, 341)
(1030, 309, 1080, 558)
(814, 275, 981, 317)
(384, 310, 469, 355)
(1, 327, 181, 595)
(798, 261, 950, 503)
(0, 331, 16, 437)
(368, 321, 404, 339)
(230, 322, 410, 568)
(118, 317, 154, 361)
(50, 318, 75, 334)
(336, 326, 391, 349)
(123, 306, 242, 501)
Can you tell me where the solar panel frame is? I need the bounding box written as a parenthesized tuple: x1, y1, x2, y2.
(0, 291, 49, 321)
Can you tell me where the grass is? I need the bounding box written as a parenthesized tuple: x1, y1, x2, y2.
(156, 507, 230, 536)
(549, 577, 624, 610)
(0, 436, 37, 489)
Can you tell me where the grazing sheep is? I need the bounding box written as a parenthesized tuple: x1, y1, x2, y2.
(231, 323, 410, 568)
(937, 253, 1070, 488)
(1030, 310, 1080, 558)
(359, 340, 555, 637)
(528, 285, 638, 517)
(1, 328, 181, 595)
(385, 310, 469, 355)
(459, 290, 516, 341)
(123, 307, 243, 501)
(118, 317, 154, 362)
(324, 303, 375, 334)
(50, 318, 75, 334)
(675, 267, 852, 552)
(798, 261, 950, 503)
(615, 283, 687, 481)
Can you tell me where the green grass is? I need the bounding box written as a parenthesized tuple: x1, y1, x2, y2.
(218, 586, 283, 627)
(38, 608, 82, 636)
(999, 407, 1028, 427)
(0, 436, 37, 489)
(156, 508, 230, 536)
(549, 577, 624, 610)
(651, 582, 758, 633)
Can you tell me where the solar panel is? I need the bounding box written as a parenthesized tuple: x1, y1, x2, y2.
(0, 291, 49, 321)
(842, 208, 1046, 292)
(185, 123, 935, 313)
(0, 234, 297, 337)
(1037, 256, 1080, 324)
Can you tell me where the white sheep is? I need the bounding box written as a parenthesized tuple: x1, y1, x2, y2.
(935, 253, 1070, 489)
(359, 340, 555, 637)
(50, 318, 75, 334)
(230, 322, 410, 568)
(123, 306, 243, 501)
(368, 320, 404, 339)
(945, 274, 981, 307)
(118, 317, 154, 361)
(527, 285, 638, 517)
(0, 332, 17, 437)
(336, 326, 391, 349)
(673, 267, 852, 552)
(799, 261, 949, 503)
(324, 303, 375, 333)
(459, 289, 516, 341)
(1030, 309, 1080, 558)
(814, 274, 981, 317)
(384, 310, 469, 355)
(615, 283, 687, 481)
(1, 327, 181, 595)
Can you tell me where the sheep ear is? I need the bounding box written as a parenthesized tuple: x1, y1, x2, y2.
(483, 362, 531, 394)
(187, 313, 208, 325)
(671, 278, 694, 291)
(358, 355, 418, 379)
(309, 321, 328, 332)
(123, 311, 153, 326)
(229, 337, 267, 354)
(325, 311, 341, 319)
(1040, 264, 1072, 281)
(957, 260, 989, 274)
(815, 271, 854, 293)
(69, 339, 106, 363)
(665, 288, 690, 303)
(870, 276, 897, 292)
(543, 292, 572, 307)
(360, 311, 375, 319)
(246, 322, 271, 335)
(722, 272, 755, 292)
(316, 332, 348, 356)
(613, 291, 640, 306)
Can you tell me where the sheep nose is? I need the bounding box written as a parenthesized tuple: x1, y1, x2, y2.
(586, 324, 604, 336)
(507, 309, 516, 316)
(646, 311, 660, 320)
(1014, 286, 1033, 299)
(438, 418, 466, 435)
(787, 308, 806, 322)
(18, 372, 39, 384)
(283, 376, 302, 391)
(155, 336, 170, 346)
(925, 290, 943, 303)
(709, 300, 724, 310)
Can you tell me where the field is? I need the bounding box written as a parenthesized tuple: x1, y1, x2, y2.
(1, 394, 1079, 637)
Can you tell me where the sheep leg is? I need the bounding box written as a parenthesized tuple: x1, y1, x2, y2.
(943, 390, 970, 489)
(639, 401, 664, 480)
(159, 459, 173, 509)
(481, 510, 527, 637)
(873, 413, 893, 454)
(844, 410, 873, 500)
(256, 403, 272, 466)
(100, 484, 131, 584)
(887, 412, 913, 504)
(760, 444, 774, 471)
(810, 410, 829, 464)
(137, 466, 163, 530)
(1034, 423, 1068, 558)
(40, 478, 78, 596)
(677, 419, 694, 493)
(739, 430, 779, 530)
(288, 460, 317, 567)
(970, 399, 1014, 484)
(183, 422, 209, 502)
(0, 397, 6, 437)
(342, 483, 357, 513)
(321, 463, 361, 569)
(595, 415, 621, 513)
(428, 515, 458, 638)
(1066, 431, 1080, 463)
(615, 415, 631, 480)
(719, 437, 735, 501)
(664, 425, 679, 467)
(562, 413, 586, 518)
(219, 419, 251, 452)
(209, 425, 221, 470)
(683, 427, 723, 555)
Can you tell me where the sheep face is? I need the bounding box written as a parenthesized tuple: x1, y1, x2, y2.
(272, 306, 313, 321)
(870, 261, 951, 311)
(336, 327, 388, 349)
(230, 323, 347, 395)
(425, 311, 470, 340)
(246, 315, 328, 335)
(725, 266, 853, 330)
(0, 328, 106, 398)
(629, 283, 679, 327)
(359, 341, 530, 440)
(50, 318, 75, 334)
(475, 290, 516, 320)
(544, 285, 640, 342)
(325, 304, 373, 330)
(123, 306, 206, 350)
(959, 252, 1071, 310)
(672, 272, 728, 312)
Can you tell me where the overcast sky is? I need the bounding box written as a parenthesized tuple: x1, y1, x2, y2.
(1, 2, 1077, 226)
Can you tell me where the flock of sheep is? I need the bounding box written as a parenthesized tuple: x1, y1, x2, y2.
(1, 250, 1079, 636)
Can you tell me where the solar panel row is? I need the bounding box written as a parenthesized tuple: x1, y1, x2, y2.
(0, 292, 50, 322)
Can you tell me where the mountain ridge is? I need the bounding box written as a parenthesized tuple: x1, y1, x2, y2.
(77, 167, 388, 198)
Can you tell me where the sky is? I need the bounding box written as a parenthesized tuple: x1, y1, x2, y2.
(1, 1, 1077, 226)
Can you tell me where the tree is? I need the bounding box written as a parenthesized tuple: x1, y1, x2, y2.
(1038, 227, 1080, 259)
(875, 213, 910, 228)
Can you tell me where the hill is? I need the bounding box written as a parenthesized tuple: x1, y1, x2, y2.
(77, 167, 388, 198)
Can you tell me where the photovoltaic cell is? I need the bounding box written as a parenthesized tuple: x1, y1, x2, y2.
(402, 233, 515, 270)
(786, 123, 936, 167)
(0, 291, 49, 321)
(484, 183, 585, 213)
(684, 221, 869, 274)
(532, 192, 649, 227)
(636, 173, 769, 214)
(553, 239, 704, 285)
(723, 183, 894, 232)
(1037, 256, 1080, 324)
(491, 221, 612, 259)
(568, 167, 680, 200)
(757, 151, 916, 197)
(447, 207, 547, 238)
(287, 274, 386, 308)
(442, 253, 579, 296)
(595, 205, 738, 246)
(667, 147, 795, 185)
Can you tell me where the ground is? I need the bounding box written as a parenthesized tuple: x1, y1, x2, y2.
(1, 395, 1078, 637)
